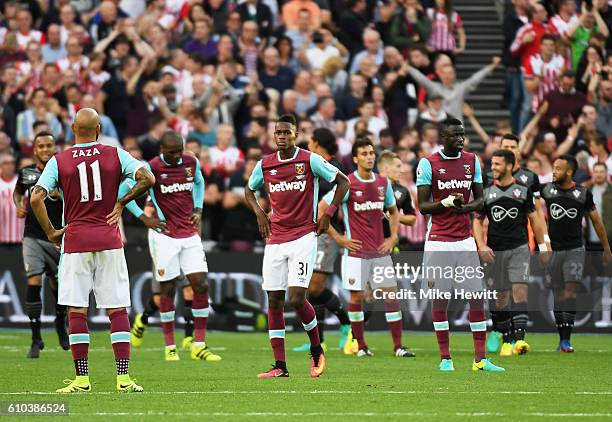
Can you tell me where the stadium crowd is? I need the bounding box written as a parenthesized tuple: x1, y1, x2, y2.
(0, 0, 611, 252)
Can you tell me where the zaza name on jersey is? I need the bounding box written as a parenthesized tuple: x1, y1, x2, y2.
(72, 147, 101, 158)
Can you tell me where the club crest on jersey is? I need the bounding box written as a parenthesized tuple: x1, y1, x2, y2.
(295, 163, 305, 175)
(520, 174, 528, 184)
(464, 164, 471, 175)
(377, 186, 385, 199)
(158, 268, 165, 276)
(513, 188, 522, 198)
(572, 190, 581, 198)
(348, 278, 356, 285)
(185, 167, 193, 179)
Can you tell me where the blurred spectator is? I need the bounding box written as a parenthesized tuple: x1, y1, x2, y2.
(587, 135, 612, 177)
(16, 87, 62, 154)
(237, 0, 274, 40)
(576, 45, 604, 93)
(311, 96, 339, 136)
(188, 108, 216, 147)
(137, 112, 168, 161)
(59, 4, 80, 45)
(338, 0, 368, 55)
(350, 29, 384, 74)
(302, 28, 347, 70)
(259, 47, 295, 94)
(183, 18, 218, 60)
(593, 79, 612, 139)
(0, 153, 24, 245)
(521, 34, 565, 125)
(425, 0, 466, 58)
(407, 56, 500, 119)
(286, 9, 313, 53)
(539, 70, 586, 142)
(293, 70, 316, 116)
(591, 163, 612, 244)
(41, 24, 66, 64)
(210, 124, 244, 176)
(344, 97, 387, 143)
(88, 1, 121, 45)
(502, 0, 529, 133)
(282, 0, 321, 32)
(415, 94, 454, 133)
(567, 2, 609, 72)
(15, 9, 44, 52)
(550, 0, 579, 40)
(389, 0, 430, 55)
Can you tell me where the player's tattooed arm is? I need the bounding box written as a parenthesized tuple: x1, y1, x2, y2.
(317, 172, 350, 235)
(108, 167, 155, 226)
(30, 186, 67, 246)
(245, 187, 270, 240)
(588, 209, 612, 264)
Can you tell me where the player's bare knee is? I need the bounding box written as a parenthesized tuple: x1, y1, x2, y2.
(564, 283, 578, 299)
(349, 290, 363, 304)
(512, 284, 528, 304)
(160, 281, 176, 298)
(27, 275, 42, 286)
(153, 294, 161, 308)
(308, 275, 325, 296)
(267, 291, 285, 309)
(496, 291, 510, 309)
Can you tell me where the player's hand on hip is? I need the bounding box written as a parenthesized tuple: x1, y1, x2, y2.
(142, 215, 167, 231)
(478, 247, 495, 263)
(256, 210, 271, 240)
(47, 225, 68, 248)
(339, 236, 362, 252)
(378, 235, 398, 254)
(316, 214, 331, 235)
(106, 201, 125, 226)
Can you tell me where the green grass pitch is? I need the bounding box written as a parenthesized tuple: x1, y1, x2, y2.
(1, 329, 611, 420)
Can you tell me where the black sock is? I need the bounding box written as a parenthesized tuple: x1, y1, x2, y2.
(321, 288, 351, 325)
(74, 359, 88, 376)
(310, 344, 323, 358)
(116, 359, 129, 375)
(308, 291, 326, 343)
(183, 299, 194, 338)
(364, 310, 372, 323)
(562, 298, 576, 341)
(554, 308, 564, 340)
(511, 301, 529, 341)
(489, 310, 499, 332)
(141, 296, 159, 325)
(497, 310, 512, 343)
(26, 285, 42, 342)
(275, 360, 287, 371)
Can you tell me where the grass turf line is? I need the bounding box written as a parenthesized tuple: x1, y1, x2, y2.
(1, 330, 611, 421)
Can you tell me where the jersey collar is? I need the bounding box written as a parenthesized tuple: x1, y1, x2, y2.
(72, 141, 98, 148)
(277, 147, 300, 162)
(493, 177, 516, 187)
(353, 171, 376, 183)
(438, 150, 462, 160)
(160, 154, 183, 166)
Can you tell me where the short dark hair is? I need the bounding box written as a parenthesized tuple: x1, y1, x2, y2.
(33, 130, 54, 145)
(312, 127, 338, 155)
(492, 149, 516, 167)
(379, 128, 393, 139)
(32, 120, 47, 131)
(441, 118, 464, 136)
(160, 130, 183, 147)
(316, 95, 334, 110)
(541, 33, 557, 43)
(593, 161, 608, 171)
(358, 97, 374, 109)
(557, 154, 578, 175)
(352, 137, 374, 157)
(500, 133, 520, 145)
(186, 137, 200, 145)
(277, 114, 297, 127)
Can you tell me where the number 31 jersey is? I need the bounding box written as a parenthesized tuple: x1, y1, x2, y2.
(37, 142, 143, 253)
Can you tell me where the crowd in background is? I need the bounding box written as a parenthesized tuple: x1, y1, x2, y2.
(0, 0, 611, 252)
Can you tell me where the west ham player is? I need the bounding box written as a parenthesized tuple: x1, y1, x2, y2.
(322, 138, 415, 358)
(417, 118, 504, 372)
(473, 150, 549, 357)
(541, 155, 612, 352)
(484, 134, 551, 353)
(245, 114, 350, 378)
(292, 128, 352, 353)
(122, 131, 220, 362)
(30, 108, 155, 393)
(13, 131, 69, 358)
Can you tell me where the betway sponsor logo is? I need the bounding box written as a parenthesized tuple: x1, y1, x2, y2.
(437, 179, 472, 190)
(354, 201, 384, 212)
(268, 180, 306, 193)
(160, 182, 194, 194)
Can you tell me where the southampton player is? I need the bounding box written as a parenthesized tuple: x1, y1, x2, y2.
(293, 128, 352, 353)
(473, 150, 549, 357)
(13, 131, 69, 358)
(378, 150, 417, 243)
(541, 155, 612, 352)
(322, 138, 416, 358)
(417, 118, 504, 372)
(30, 108, 155, 393)
(122, 131, 220, 362)
(485, 134, 550, 353)
(245, 114, 350, 378)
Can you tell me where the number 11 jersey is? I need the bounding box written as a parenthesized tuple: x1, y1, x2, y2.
(37, 142, 143, 253)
